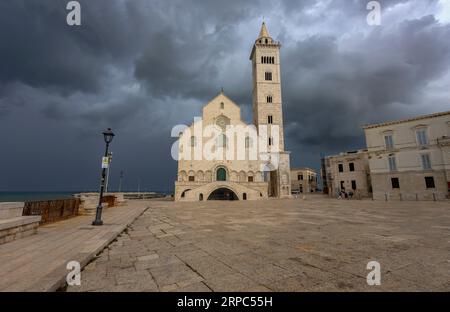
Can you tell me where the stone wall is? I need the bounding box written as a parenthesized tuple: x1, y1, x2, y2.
(371, 170, 449, 201)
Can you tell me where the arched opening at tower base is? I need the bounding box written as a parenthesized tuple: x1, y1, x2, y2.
(207, 188, 239, 201)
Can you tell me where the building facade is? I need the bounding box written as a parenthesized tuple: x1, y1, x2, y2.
(174, 23, 292, 201)
(290, 168, 318, 194)
(364, 111, 450, 201)
(323, 150, 372, 198)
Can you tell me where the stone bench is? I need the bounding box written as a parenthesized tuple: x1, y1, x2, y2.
(0, 215, 41, 245)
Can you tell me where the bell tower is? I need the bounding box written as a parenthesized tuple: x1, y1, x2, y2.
(250, 22, 292, 198)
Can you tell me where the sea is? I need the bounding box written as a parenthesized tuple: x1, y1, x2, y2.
(0, 192, 78, 203)
(0, 190, 172, 202)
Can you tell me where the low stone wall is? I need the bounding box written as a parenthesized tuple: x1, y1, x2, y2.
(0, 202, 25, 219)
(0, 216, 41, 245)
(0, 202, 41, 245)
(23, 198, 80, 224)
(75, 193, 125, 215)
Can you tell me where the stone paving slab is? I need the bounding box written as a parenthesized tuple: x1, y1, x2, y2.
(0, 201, 149, 292)
(66, 197, 450, 292)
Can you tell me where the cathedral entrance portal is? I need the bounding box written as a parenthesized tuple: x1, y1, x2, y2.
(207, 188, 238, 201)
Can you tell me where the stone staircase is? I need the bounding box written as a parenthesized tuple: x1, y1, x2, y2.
(0, 202, 41, 245)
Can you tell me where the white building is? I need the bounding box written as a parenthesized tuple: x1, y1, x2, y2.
(363, 111, 450, 201)
(174, 23, 292, 201)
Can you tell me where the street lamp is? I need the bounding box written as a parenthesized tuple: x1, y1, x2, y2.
(92, 128, 115, 226)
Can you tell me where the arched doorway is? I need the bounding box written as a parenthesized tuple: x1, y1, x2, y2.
(181, 189, 191, 198)
(216, 168, 227, 181)
(207, 188, 238, 201)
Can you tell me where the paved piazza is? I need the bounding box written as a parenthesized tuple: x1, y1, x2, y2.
(67, 196, 450, 292)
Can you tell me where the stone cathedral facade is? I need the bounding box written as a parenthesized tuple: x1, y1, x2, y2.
(174, 23, 292, 201)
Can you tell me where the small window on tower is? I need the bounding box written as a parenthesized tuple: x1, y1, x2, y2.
(268, 137, 273, 146)
(220, 102, 224, 109)
(268, 115, 273, 124)
(267, 96, 273, 103)
(265, 72, 272, 81)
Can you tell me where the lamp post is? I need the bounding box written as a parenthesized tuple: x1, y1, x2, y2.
(92, 128, 115, 226)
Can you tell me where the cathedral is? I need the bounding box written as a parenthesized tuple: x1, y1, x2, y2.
(174, 23, 292, 201)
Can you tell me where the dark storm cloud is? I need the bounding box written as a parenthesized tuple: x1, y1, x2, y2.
(0, 0, 449, 191)
(0, 0, 153, 95)
(282, 14, 450, 154)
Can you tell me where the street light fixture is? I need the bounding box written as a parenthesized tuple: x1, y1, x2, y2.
(92, 128, 115, 226)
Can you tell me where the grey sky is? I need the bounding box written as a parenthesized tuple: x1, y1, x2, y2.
(0, 0, 449, 192)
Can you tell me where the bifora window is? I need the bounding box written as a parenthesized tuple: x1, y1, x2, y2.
(265, 72, 272, 81)
(267, 95, 273, 103)
(268, 115, 273, 124)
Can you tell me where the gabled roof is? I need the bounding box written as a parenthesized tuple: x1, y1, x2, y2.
(202, 91, 241, 112)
